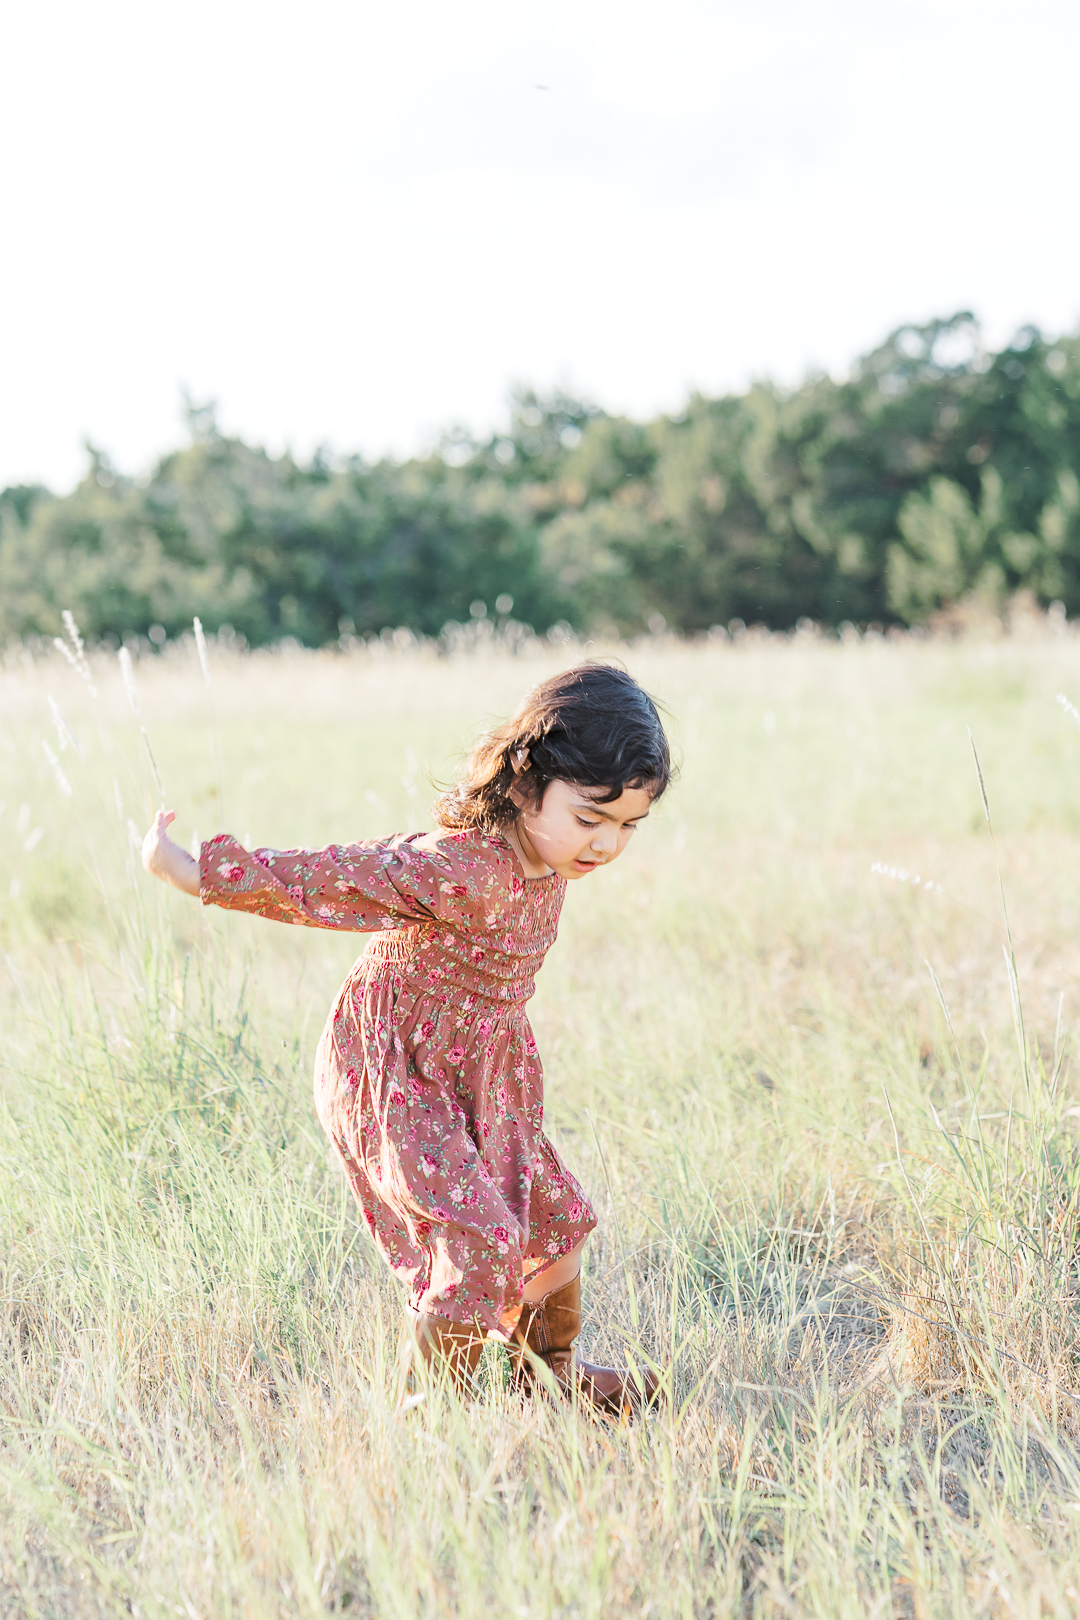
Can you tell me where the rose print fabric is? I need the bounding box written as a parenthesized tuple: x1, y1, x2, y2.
(199, 828, 596, 1334)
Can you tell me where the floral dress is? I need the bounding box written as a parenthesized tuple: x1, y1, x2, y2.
(199, 827, 597, 1334)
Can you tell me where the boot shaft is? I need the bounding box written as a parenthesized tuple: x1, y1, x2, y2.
(510, 1272, 582, 1389)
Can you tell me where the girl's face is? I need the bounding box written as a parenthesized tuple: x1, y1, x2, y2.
(508, 777, 654, 880)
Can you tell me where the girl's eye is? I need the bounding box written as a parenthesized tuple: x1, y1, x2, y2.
(576, 817, 600, 829)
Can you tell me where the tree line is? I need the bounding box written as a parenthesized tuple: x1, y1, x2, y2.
(3, 312, 1079, 647)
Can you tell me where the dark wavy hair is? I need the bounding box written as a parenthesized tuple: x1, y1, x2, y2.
(433, 663, 673, 832)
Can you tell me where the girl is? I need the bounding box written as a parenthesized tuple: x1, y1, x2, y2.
(142, 663, 671, 1414)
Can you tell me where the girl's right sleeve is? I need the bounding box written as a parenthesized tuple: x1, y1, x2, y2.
(199, 833, 433, 932)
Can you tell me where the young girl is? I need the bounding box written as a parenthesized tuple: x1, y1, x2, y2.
(142, 663, 671, 1414)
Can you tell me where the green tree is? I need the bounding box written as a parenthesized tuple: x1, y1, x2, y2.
(7, 318, 1080, 646)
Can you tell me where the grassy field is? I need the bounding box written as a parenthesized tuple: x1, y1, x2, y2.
(4, 622, 1080, 1618)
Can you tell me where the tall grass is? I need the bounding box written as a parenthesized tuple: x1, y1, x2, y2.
(3, 624, 1080, 1617)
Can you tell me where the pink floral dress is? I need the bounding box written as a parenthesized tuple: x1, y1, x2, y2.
(199, 828, 597, 1334)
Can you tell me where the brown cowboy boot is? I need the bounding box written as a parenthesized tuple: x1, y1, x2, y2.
(409, 1312, 486, 1393)
(509, 1272, 661, 1418)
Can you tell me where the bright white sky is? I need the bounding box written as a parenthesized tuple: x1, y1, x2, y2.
(2, 0, 1079, 491)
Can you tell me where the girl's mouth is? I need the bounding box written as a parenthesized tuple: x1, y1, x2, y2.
(572, 858, 599, 872)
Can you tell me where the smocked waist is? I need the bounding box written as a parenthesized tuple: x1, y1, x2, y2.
(354, 928, 536, 1006)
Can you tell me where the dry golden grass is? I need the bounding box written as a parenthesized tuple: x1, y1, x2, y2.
(3, 622, 1080, 1617)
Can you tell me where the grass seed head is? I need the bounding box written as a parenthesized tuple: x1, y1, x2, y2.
(47, 694, 84, 761)
(193, 616, 212, 688)
(870, 860, 943, 895)
(1056, 691, 1080, 730)
(118, 646, 141, 718)
(41, 738, 72, 797)
(61, 608, 85, 660)
(56, 609, 98, 696)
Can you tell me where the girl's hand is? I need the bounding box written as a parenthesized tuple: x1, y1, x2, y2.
(142, 809, 200, 897)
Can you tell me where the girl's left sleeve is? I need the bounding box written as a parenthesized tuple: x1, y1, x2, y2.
(199, 833, 439, 931)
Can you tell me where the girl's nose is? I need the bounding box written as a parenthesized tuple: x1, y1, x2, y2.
(590, 826, 618, 855)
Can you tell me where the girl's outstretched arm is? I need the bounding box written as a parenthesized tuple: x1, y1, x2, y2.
(196, 830, 505, 933)
(142, 809, 200, 896)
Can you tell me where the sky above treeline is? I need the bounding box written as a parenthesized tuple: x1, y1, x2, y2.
(2, 0, 1079, 492)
